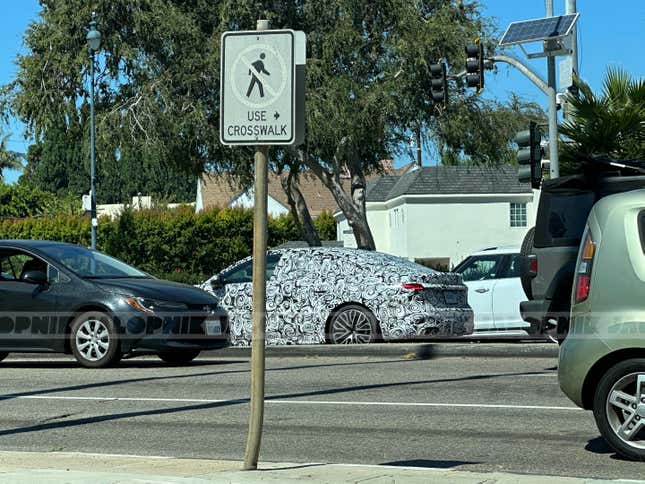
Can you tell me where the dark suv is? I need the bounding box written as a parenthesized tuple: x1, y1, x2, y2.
(520, 163, 645, 340)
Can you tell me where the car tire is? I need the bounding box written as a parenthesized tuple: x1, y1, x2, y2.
(0, 352, 8, 362)
(520, 226, 535, 300)
(70, 312, 121, 368)
(593, 359, 645, 461)
(158, 349, 201, 365)
(328, 305, 379, 344)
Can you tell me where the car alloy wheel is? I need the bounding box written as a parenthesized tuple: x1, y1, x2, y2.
(329, 305, 378, 344)
(594, 359, 645, 461)
(70, 312, 120, 368)
(76, 320, 110, 361)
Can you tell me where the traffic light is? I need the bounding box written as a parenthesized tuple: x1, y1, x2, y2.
(515, 121, 543, 189)
(465, 42, 484, 91)
(429, 62, 448, 106)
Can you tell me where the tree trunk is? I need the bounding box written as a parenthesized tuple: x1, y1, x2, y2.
(300, 151, 376, 250)
(281, 172, 321, 247)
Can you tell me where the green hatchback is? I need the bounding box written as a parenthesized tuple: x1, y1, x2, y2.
(559, 188, 645, 460)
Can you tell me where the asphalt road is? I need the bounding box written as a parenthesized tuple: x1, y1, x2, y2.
(0, 349, 640, 480)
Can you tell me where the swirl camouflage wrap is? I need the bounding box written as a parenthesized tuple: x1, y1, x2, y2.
(201, 248, 474, 346)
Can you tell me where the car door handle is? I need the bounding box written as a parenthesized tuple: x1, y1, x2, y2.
(475, 288, 490, 293)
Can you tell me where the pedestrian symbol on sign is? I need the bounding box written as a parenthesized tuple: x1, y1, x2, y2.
(246, 53, 271, 98)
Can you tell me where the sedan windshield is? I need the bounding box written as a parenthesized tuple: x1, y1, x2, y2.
(38, 245, 149, 279)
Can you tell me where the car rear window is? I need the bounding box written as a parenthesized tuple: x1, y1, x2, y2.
(534, 190, 595, 248)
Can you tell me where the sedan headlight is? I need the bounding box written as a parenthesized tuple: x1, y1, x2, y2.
(123, 297, 188, 314)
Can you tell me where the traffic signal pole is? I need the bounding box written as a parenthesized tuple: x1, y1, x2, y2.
(488, 53, 558, 177)
(545, 0, 560, 178)
(566, 0, 578, 78)
(547, 82, 559, 178)
(488, 54, 549, 95)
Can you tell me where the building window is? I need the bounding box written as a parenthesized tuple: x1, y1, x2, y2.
(510, 202, 527, 228)
(391, 208, 404, 228)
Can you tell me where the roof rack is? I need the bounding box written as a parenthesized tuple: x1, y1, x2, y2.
(581, 154, 645, 176)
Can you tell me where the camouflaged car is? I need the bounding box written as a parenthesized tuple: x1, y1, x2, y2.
(202, 248, 473, 345)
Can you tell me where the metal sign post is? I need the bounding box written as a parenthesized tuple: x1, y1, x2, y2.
(245, 141, 268, 471)
(220, 20, 305, 471)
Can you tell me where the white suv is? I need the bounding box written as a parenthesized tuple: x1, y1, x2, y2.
(454, 246, 532, 337)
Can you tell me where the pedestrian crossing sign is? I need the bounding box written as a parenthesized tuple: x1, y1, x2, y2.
(220, 29, 301, 145)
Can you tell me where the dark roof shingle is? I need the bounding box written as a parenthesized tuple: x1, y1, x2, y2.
(366, 165, 530, 202)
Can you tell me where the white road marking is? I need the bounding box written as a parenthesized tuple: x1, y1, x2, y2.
(269, 400, 580, 411)
(3, 395, 581, 411)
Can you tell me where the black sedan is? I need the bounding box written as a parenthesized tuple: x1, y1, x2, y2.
(0, 240, 228, 367)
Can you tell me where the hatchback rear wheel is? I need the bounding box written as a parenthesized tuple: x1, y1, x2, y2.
(593, 359, 645, 461)
(328, 305, 379, 344)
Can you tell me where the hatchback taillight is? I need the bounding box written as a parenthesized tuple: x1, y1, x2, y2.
(574, 229, 596, 303)
(575, 275, 591, 302)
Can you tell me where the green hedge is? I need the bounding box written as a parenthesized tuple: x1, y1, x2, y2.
(0, 206, 337, 284)
(0, 184, 79, 218)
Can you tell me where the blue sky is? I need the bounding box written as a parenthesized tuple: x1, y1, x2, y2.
(1, 0, 643, 180)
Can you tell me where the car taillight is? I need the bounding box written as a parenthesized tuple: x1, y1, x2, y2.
(528, 255, 538, 276)
(402, 283, 424, 291)
(575, 275, 591, 302)
(574, 229, 596, 303)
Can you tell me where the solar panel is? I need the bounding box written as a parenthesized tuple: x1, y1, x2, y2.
(500, 14, 579, 46)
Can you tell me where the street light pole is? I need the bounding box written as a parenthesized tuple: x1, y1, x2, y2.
(87, 13, 101, 249)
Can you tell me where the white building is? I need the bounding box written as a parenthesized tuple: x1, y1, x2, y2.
(335, 165, 538, 268)
(96, 196, 194, 219)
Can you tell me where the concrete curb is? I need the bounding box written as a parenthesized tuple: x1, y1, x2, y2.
(214, 342, 559, 359)
(0, 451, 634, 484)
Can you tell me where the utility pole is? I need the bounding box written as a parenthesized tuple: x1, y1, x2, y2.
(243, 19, 270, 471)
(545, 0, 559, 178)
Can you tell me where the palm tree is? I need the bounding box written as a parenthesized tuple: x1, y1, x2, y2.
(559, 67, 645, 174)
(0, 133, 24, 180)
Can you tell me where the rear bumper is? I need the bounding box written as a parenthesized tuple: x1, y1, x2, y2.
(411, 309, 474, 338)
(520, 299, 567, 336)
(558, 332, 609, 409)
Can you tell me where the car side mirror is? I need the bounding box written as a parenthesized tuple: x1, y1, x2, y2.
(23, 270, 48, 285)
(210, 276, 224, 290)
